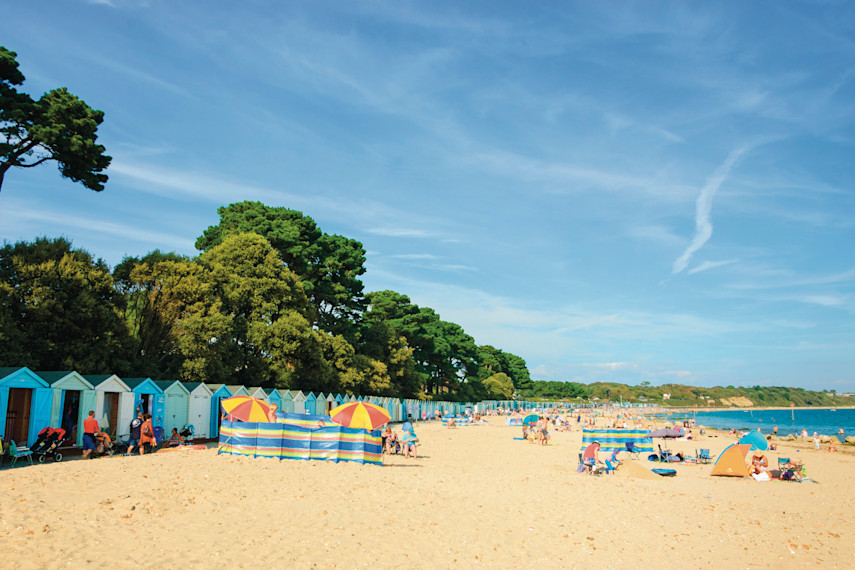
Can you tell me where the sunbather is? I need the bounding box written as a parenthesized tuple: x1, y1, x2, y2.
(750, 452, 769, 475)
(164, 428, 183, 447)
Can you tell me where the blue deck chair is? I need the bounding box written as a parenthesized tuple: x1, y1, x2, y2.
(10, 441, 34, 467)
(697, 449, 714, 464)
(625, 441, 641, 460)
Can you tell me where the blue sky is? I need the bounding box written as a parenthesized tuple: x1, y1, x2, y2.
(2, 1, 854, 391)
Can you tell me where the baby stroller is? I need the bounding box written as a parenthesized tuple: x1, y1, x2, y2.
(32, 427, 69, 463)
(90, 432, 116, 459)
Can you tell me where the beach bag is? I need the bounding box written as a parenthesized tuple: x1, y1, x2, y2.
(143, 425, 153, 437)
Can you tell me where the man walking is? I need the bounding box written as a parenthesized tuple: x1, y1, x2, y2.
(126, 412, 143, 455)
(82, 411, 99, 459)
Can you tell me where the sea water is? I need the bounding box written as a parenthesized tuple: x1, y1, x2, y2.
(666, 408, 855, 438)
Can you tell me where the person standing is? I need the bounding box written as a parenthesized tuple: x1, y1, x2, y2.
(82, 411, 99, 459)
(126, 412, 143, 455)
(773, 425, 778, 436)
(139, 413, 156, 455)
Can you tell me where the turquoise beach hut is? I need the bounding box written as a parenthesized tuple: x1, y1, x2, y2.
(266, 388, 282, 411)
(36, 371, 96, 447)
(280, 390, 295, 413)
(0, 367, 52, 446)
(85, 374, 134, 439)
(182, 382, 212, 439)
(154, 380, 190, 436)
(334, 393, 344, 408)
(124, 378, 165, 429)
(206, 384, 232, 438)
(314, 392, 328, 416)
(305, 392, 317, 414)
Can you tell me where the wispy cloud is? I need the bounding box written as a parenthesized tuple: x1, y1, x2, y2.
(673, 147, 748, 274)
(688, 259, 738, 274)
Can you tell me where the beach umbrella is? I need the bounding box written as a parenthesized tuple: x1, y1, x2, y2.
(739, 430, 768, 451)
(220, 396, 272, 423)
(329, 401, 391, 431)
(522, 414, 539, 426)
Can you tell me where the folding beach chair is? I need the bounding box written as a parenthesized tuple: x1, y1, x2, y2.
(697, 449, 714, 464)
(10, 441, 34, 467)
(625, 441, 641, 460)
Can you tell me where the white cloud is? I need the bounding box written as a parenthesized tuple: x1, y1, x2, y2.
(673, 147, 748, 274)
(688, 259, 738, 274)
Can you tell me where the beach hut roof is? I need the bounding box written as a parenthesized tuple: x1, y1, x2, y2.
(34, 370, 95, 390)
(154, 380, 191, 395)
(124, 377, 162, 392)
(83, 374, 132, 392)
(226, 385, 250, 395)
(182, 382, 213, 396)
(0, 366, 50, 388)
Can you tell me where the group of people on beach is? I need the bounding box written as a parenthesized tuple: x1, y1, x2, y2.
(381, 425, 419, 457)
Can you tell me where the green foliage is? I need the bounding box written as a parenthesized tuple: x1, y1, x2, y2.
(0, 237, 129, 372)
(194, 201, 367, 339)
(483, 372, 514, 399)
(0, 47, 110, 192)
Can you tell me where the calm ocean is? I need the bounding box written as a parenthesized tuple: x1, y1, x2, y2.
(666, 408, 855, 438)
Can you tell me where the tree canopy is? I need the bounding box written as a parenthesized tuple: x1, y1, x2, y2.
(0, 47, 111, 193)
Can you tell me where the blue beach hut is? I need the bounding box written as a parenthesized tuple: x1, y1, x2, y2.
(266, 389, 282, 411)
(0, 367, 52, 446)
(36, 371, 96, 447)
(304, 392, 317, 414)
(334, 393, 344, 408)
(206, 384, 232, 438)
(123, 378, 165, 430)
(154, 380, 190, 436)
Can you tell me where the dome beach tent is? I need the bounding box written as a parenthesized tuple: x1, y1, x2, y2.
(710, 443, 751, 477)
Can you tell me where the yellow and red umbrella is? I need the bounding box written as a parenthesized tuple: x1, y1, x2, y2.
(220, 396, 272, 423)
(329, 401, 391, 431)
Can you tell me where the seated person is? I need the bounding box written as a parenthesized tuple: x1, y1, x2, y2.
(267, 403, 279, 423)
(400, 429, 419, 458)
(164, 428, 184, 447)
(448, 418, 456, 428)
(382, 427, 399, 454)
(750, 453, 769, 475)
(582, 441, 601, 472)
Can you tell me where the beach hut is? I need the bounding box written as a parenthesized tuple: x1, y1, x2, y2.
(266, 388, 282, 412)
(280, 390, 295, 413)
(334, 393, 344, 408)
(85, 374, 134, 439)
(246, 386, 268, 401)
(304, 392, 317, 414)
(0, 367, 52, 446)
(325, 393, 336, 414)
(206, 384, 232, 438)
(292, 391, 306, 414)
(36, 371, 96, 447)
(226, 385, 250, 397)
(182, 382, 212, 439)
(345, 394, 357, 404)
(154, 381, 190, 436)
(123, 378, 165, 429)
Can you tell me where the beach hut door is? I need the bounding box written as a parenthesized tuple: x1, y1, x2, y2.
(4, 388, 31, 445)
(60, 390, 81, 442)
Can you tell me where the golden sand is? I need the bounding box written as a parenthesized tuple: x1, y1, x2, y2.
(2, 416, 853, 568)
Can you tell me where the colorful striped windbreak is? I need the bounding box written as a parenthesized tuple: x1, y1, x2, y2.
(218, 413, 382, 466)
(581, 429, 654, 454)
(441, 416, 471, 426)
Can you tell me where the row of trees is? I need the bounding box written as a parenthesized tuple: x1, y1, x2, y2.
(519, 380, 844, 407)
(0, 201, 531, 401)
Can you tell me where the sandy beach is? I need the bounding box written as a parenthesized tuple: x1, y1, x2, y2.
(2, 415, 853, 569)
